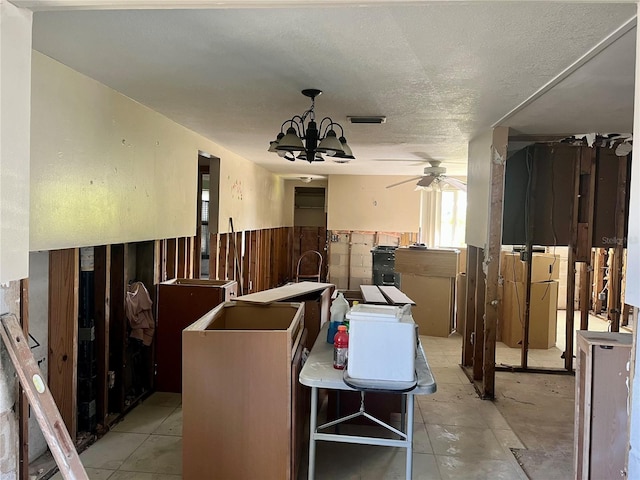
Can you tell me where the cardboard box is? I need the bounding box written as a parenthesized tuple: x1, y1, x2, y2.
(399, 273, 454, 337)
(500, 280, 558, 349)
(502, 252, 560, 283)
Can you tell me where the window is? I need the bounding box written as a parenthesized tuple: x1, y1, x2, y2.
(439, 189, 466, 247)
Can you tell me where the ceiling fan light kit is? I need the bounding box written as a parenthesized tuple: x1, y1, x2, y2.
(386, 160, 467, 192)
(268, 89, 355, 163)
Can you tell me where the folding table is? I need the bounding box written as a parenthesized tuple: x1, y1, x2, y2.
(299, 322, 437, 480)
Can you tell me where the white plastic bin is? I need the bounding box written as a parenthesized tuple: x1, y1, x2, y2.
(346, 304, 416, 382)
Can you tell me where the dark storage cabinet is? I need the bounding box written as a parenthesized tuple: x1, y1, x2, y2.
(371, 245, 400, 288)
(156, 279, 237, 392)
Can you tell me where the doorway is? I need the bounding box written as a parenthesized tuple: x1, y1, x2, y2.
(293, 187, 328, 281)
(195, 153, 220, 279)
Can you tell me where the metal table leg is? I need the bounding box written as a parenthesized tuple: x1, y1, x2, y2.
(308, 386, 318, 480)
(406, 394, 414, 480)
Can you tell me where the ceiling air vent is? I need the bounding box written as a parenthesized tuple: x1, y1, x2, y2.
(347, 116, 386, 124)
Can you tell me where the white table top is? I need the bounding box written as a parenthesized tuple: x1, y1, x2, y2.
(299, 323, 437, 394)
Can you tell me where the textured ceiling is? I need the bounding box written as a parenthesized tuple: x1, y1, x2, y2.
(31, 3, 637, 178)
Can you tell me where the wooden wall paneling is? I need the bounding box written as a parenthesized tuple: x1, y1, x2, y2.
(250, 230, 257, 287)
(93, 246, 110, 428)
(230, 232, 237, 282)
(293, 226, 302, 270)
(209, 233, 218, 281)
(235, 231, 243, 284)
(109, 244, 126, 415)
(159, 240, 168, 283)
(283, 227, 290, 285)
(252, 230, 260, 292)
(462, 246, 478, 367)
(253, 230, 264, 292)
(166, 238, 177, 280)
(177, 238, 186, 278)
(473, 248, 485, 382)
(48, 248, 79, 439)
(272, 228, 281, 286)
(19, 279, 29, 480)
(610, 155, 629, 332)
(227, 233, 235, 281)
(288, 227, 295, 282)
(265, 229, 273, 289)
(217, 233, 227, 281)
(242, 231, 250, 296)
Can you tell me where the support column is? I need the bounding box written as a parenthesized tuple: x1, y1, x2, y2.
(0, 1, 32, 283)
(0, 4, 33, 479)
(482, 127, 509, 399)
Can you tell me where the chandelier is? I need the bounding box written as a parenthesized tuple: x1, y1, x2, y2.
(268, 89, 354, 163)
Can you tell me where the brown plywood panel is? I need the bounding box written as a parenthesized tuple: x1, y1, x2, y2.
(236, 282, 334, 304)
(394, 248, 458, 278)
(166, 238, 177, 280)
(500, 281, 558, 349)
(400, 274, 453, 337)
(156, 279, 236, 392)
(48, 249, 79, 440)
(182, 302, 303, 480)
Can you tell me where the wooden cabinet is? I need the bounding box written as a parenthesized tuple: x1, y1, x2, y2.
(394, 248, 458, 337)
(575, 331, 632, 480)
(501, 280, 558, 349)
(182, 301, 305, 480)
(155, 278, 237, 392)
(235, 281, 333, 346)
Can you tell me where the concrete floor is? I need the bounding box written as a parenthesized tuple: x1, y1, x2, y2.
(49, 310, 614, 479)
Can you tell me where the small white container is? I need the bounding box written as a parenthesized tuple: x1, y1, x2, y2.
(346, 304, 416, 383)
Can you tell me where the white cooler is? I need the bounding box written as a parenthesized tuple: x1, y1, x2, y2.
(346, 304, 416, 383)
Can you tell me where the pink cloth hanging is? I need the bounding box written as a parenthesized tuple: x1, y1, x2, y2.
(125, 281, 155, 346)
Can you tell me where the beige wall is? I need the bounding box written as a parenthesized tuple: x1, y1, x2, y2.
(30, 52, 285, 251)
(465, 130, 492, 248)
(0, 2, 31, 283)
(327, 175, 420, 232)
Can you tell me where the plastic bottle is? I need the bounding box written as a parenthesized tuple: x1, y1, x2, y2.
(333, 325, 349, 370)
(327, 292, 350, 343)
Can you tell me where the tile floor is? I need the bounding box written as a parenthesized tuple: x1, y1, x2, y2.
(52, 332, 532, 480)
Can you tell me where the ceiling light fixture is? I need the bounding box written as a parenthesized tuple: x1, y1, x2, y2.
(268, 89, 354, 163)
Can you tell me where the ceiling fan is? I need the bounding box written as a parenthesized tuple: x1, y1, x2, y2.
(385, 161, 467, 191)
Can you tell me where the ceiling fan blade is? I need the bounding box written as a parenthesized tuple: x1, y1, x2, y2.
(441, 176, 467, 192)
(386, 176, 422, 189)
(416, 176, 436, 188)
